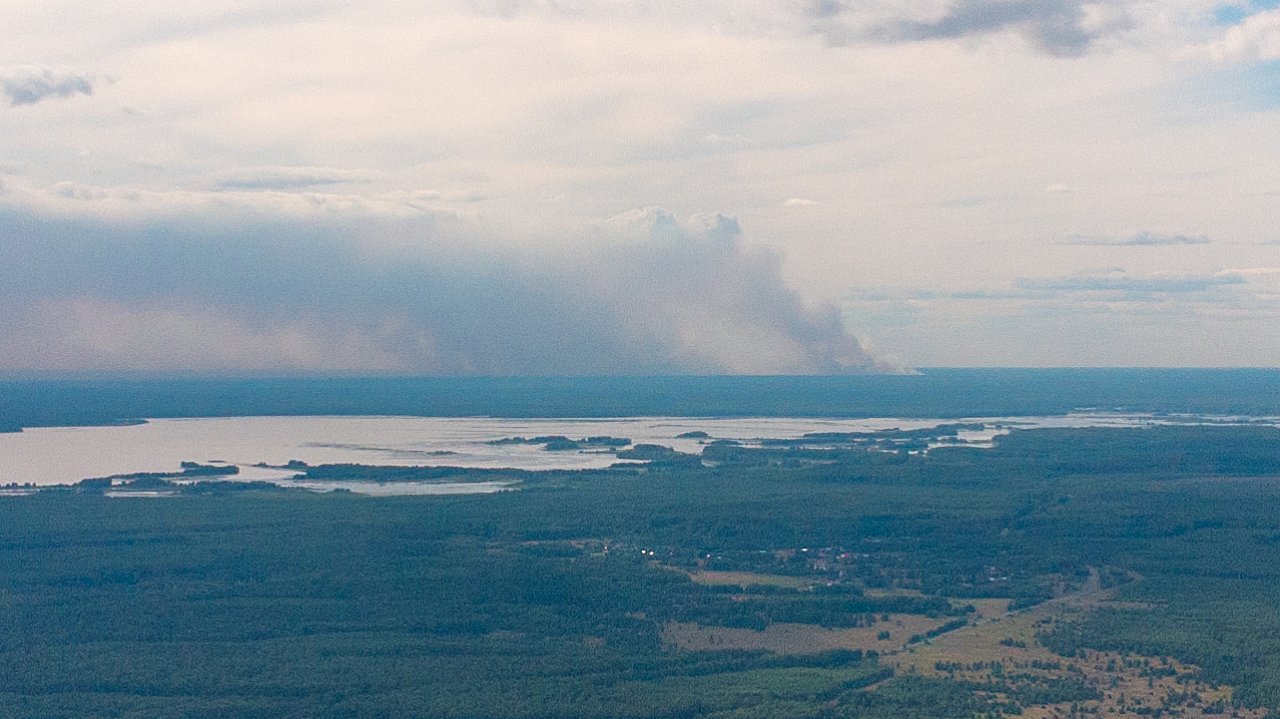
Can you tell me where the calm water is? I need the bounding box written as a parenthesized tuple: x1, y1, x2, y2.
(1, 413, 1274, 494)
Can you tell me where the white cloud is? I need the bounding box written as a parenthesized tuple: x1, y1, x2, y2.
(1220, 267, 1280, 277)
(1060, 230, 1212, 246)
(1206, 9, 1280, 62)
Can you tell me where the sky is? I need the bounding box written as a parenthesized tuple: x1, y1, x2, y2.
(2, 0, 1279, 373)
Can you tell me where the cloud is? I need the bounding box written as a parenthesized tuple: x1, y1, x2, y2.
(783, 197, 818, 207)
(461, 0, 583, 19)
(812, 0, 1131, 56)
(844, 267, 1274, 359)
(703, 133, 750, 146)
(213, 166, 383, 190)
(1206, 8, 1280, 61)
(853, 268, 1268, 308)
(1044, 183, 1073, 193)
(1060, 230, 1212, 246)
(1220, 267, 1280, 277)
(1, 66, 96, 107)
(0, 186, 895, 375)
(1015, 272, 1244, 294)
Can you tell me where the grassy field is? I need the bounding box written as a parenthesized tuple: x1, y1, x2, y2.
(671, 566, 1268, 718)
(663, 614, 949, 655)
(684, 570, 813, 589)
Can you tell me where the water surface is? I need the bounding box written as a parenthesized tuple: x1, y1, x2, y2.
(4, 412, 1275, 496)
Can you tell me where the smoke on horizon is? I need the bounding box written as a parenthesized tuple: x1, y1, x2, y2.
(0, 188, 898, 375)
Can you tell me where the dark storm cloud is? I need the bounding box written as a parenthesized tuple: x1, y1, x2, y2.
(0, 198, 893, 374)
(2, 67, 96, 107)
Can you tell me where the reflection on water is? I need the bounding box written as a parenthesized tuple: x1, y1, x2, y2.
(280, 480, 517, 496)
(1, 413, 1275, 495)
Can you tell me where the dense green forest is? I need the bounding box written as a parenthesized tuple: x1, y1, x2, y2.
(4, 424, 1280, 717)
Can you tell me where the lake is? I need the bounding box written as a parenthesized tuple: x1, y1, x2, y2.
(2, 412, 1274, 495)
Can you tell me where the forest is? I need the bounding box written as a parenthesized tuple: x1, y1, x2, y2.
(3, 423, 1280, 717)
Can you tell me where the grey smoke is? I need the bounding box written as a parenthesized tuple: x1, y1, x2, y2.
(0, 198, 892, 374)
(2, 67, 96, 107)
